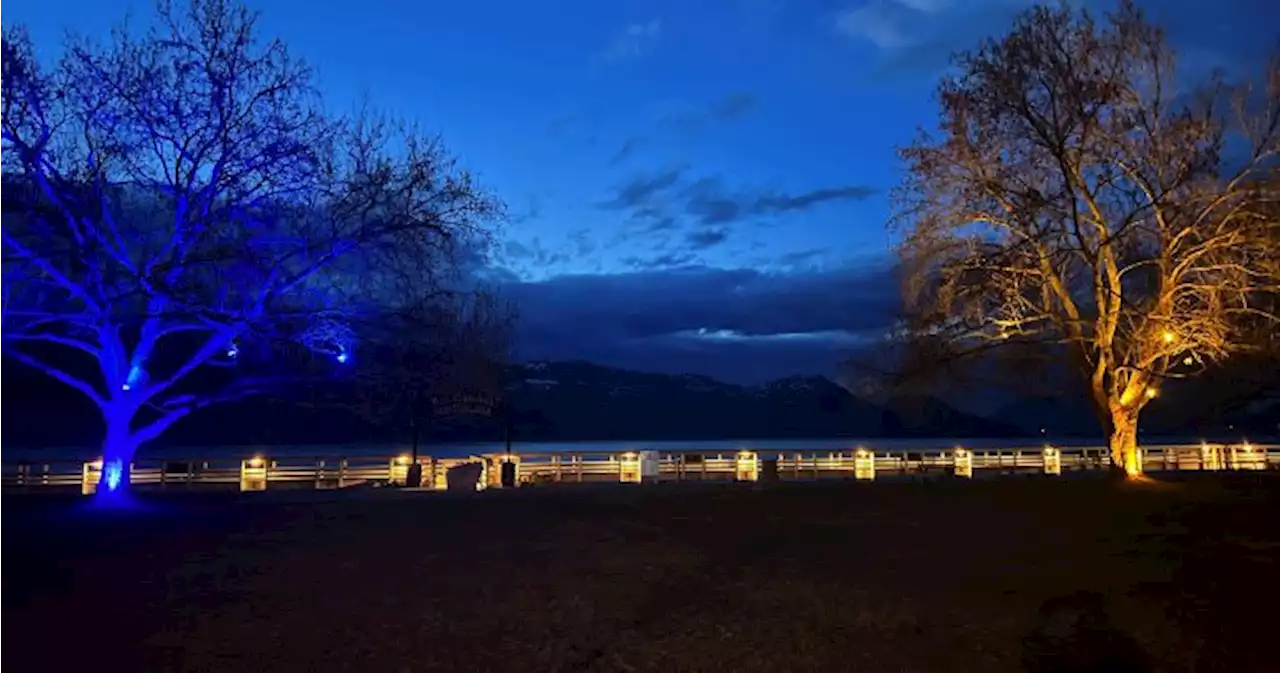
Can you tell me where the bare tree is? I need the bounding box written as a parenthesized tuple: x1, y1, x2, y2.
(1, 0, 502, 494)
(351, 287, 517, 461)
(892, 1, 1279, 476)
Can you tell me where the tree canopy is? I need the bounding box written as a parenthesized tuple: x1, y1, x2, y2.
(1, 0, 505, 491)
(892, 1, 1279, 474)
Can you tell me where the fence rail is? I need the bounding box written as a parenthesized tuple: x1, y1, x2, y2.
(2, 443, 1275, 495)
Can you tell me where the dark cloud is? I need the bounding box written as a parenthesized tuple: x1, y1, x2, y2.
(711, 91, 759, 120)
(685, 227, 730, 249)
(503, 263, 899, 383)
(755, 185, 878, 212)
(683, 176, 745, 224)
(654, 91, 761, 136)
(775, 248, 828, 268)
(604, 168, 876, 231)
(568, 228, 596, 257)
(682, 176, 877, 225)
(610, 135, 647, 165)
(509, 192, 546, 225)
(499, 237, 571, 269)
(601, 165, 687, 210)
(636, 211, 679, 232)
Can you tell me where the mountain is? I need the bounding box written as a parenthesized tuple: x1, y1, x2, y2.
(501, 361, 1021, 441)
(988, 395, 1099, 437)
(1, 357, 1024, 449)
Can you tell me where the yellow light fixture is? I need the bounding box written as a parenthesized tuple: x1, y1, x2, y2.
(1145, 387, 1158, 398)
(1161, 330, 1175, 343)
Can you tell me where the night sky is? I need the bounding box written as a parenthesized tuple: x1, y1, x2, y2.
(11, 0, 1276, 383)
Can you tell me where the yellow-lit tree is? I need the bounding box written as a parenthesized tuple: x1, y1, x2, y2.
(893, 2, 1279, 476)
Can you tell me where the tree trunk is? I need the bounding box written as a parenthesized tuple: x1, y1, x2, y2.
(99, 411, 138, 494)
(1108, 408, 1142, 478)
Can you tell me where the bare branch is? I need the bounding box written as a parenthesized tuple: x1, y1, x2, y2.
(888, 0, 1280, 474)
(0, 2, 508, 469)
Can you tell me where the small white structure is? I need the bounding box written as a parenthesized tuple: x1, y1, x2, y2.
(639, 451, 661, 482)
(1043, 446, 1062, 476)
(854, 448, 875, 480)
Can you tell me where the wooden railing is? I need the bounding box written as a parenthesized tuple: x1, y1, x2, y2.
(2, 443, 1275, 495)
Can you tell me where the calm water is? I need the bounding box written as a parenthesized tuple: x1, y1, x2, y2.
(4, 436, 1164, 463)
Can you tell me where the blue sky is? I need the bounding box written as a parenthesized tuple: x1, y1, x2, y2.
(9, 0, 1277, 382)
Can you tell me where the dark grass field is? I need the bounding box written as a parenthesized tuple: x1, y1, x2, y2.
(4, 475, 1279, 672)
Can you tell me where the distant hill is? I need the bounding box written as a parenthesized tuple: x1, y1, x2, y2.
(501, 361, 1021, 441)
(985, 381, 1279, 439)
(2, 357, 1024, 448)
(988, 395, 1099, 437)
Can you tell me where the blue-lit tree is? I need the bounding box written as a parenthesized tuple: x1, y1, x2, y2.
(1, 0, 502, 495)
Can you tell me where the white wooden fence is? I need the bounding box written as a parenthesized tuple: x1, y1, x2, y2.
(1, 443, 1274, 495)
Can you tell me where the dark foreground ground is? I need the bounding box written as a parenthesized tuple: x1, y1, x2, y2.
(4, 475, 1279, 673)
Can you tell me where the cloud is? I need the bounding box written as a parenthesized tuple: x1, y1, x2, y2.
(775, 248, 829, 268)
(503, 263, 900, 383)
(835, 1, 918, 49)
(499, 237, 571, 269)
(601, 165, 687, 211)
(599, 167, 876, 259)
(835, 0, 1276, 81)
(594, 20, 662, 64)
(656, 91, 762, 135)
(755, 185, 877, 212)
(710, 91, 759, 121)
(685, 227, 730, 249)
(835, 0, 1032, 66)
(622, 252, 699, 269)
(604, 167, 875, 229)
(610, 135, 647, 165)
(681, 175, 877, 225)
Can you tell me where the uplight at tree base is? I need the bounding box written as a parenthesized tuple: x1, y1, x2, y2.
(102, 458, 125, 492)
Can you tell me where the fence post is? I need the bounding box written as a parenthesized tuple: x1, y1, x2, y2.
(953, 447, 973, 478)
(389, 455, 411, 486)
(619, 452, 642, 484)
(1230, 443, 1263, 470)
(240, 456, 268, 492)
(735, 450, 759, 482)
(854, 448, 875, 481)
(82, 459, 103, 496)
(1201, 443, 1223, 471)
(1043, 446, 1061, 476)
